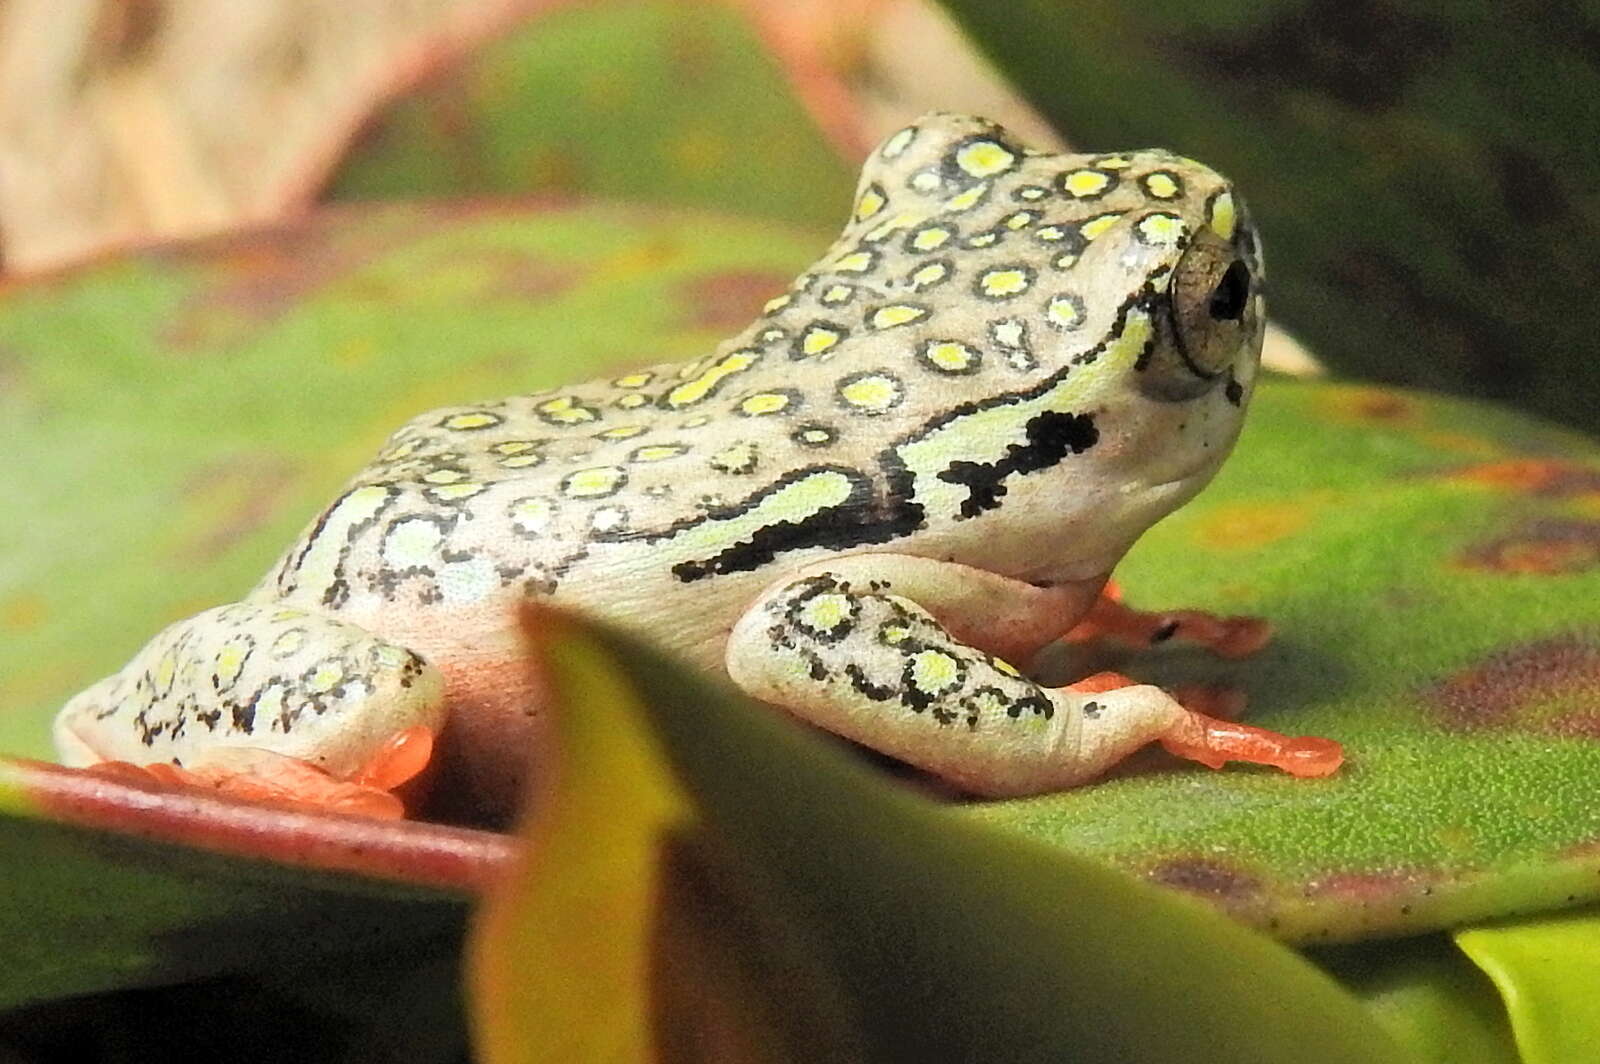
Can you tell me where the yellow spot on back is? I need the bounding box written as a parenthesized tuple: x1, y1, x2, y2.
(763, 293, 793, 314)
(443, 412, 500, 431)
(838, 374, 902, 413)
(821, 284, 854, 305)
(911, 227, 951, 251)
(422, 468, 465, 485)
(537, 396, 598, 425)
(979, 268, 1032, 299)
(308, 661, 345, 694)
(1143, 172, 1181, 199)
(613, 372, 653, 389)
(632, 445, 688, 463)
(598, 425, 646, 440)
(215, 638, 249, 689)
(1080, 213, 1122, 240)
(834, 250, 875, 273)
(428, 481, 486, 501)
(1061, 169, 1112, 198)
(943, 183, 989, 212)
(666, 349, 760, 408)
(741, 392, 793, 416)
(615, 393, 649, 410)
(855, 185, 887, 221)
(511, 498, 554, 535)
(921, 341, 979, 374)
(910, 262, 949, 290)
(871, 304, 928, 329)
(1047, 294, 1085, 329)
(563, 466, 626, 498)
(955, 140, 1016, 178)
(881, 127, 915, 158)
(1136, 213, 1187, 247)
(799, 325, 842, 356)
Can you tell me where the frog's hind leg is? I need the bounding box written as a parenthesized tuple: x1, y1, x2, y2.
(726, 557, 1340, 797)
(54, 602, 446, 818)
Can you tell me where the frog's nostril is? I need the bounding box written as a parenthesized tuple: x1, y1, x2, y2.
(1208, 261, 1251, 321)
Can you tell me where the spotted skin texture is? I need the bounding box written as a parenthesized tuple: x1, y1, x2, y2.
(54, 114, 1269, 816)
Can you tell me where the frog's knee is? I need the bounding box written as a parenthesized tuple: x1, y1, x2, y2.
(53, 602, 446, 778)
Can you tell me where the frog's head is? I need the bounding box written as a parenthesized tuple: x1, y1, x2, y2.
(847, 114, 1265, 566)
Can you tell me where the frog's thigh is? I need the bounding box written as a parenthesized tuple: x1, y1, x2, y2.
(53, 602, 446, 780)
(725, 557, 1187, 797)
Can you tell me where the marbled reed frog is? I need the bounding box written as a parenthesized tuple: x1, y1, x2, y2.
(55, 114, 1341, 820)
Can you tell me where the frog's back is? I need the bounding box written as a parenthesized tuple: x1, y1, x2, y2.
(261, 113, 1247, 638)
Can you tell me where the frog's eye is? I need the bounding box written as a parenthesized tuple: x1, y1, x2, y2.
(1155, 228, 1260, 399)
(1208, 260, 1251, 322)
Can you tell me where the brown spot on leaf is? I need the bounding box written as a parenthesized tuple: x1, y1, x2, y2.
(1147, 857, 1262, 901)
(1193, 499, 1319, 550)
(1448, 459, 1600, 498)
(1321, 386, 1419, 425)
(679, 270, 793, 332)
(1460, 519, 1600, 575)
(1426, 635, 1600, 737)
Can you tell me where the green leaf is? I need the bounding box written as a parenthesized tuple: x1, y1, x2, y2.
(935, 1, 1600, 431)
(476, 608, 1408, 1062)
(329, 0, 855, 230)
(973, 382, 1600, 942)
(1456, 909, 1600, 1064)
(1318, 935, 1519, 1063)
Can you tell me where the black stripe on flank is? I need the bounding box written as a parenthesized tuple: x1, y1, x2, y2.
(937, 411, 1099, 519)
(670, 466, 925, 583)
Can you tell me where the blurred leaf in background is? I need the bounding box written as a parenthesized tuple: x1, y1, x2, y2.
(937, 0, 1600, 430)
(330, 0, 856, 227)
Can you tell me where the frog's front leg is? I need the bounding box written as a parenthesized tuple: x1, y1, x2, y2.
(726, 556, 1340, 797)
(53, 602, 446, 818)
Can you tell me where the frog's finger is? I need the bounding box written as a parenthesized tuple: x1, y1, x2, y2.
(53, 602, 447, 783)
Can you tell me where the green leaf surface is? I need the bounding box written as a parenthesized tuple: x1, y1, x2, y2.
(477, 607, 1407, 1062)
(974, 382, 1600, 942)
(0, 200, 824, 758)
(936, 0, 1600, 431)
(1456, 910, 1600, 1064)
(329, 0, 854, 230)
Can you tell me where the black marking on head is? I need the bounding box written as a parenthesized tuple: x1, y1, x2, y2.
(1152, 620, 1180, 644)
(231, 699, 255, 734)
(1082, 700, 1104, 719)
(936, 411, 1099, 518)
